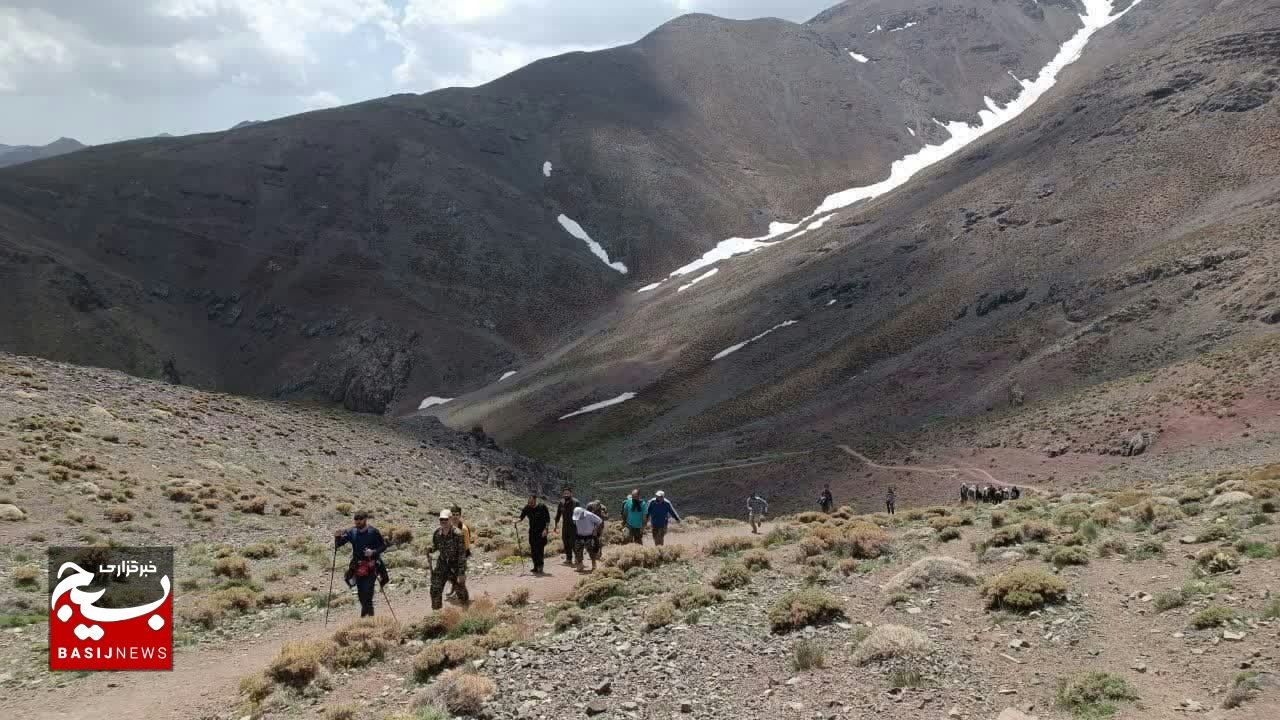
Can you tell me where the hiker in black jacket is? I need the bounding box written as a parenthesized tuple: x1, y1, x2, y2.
(515, 495, 551, 573)
(553, 488, 580, 565)
(818, 484, 834, 513)
(334, 511, 387, 617)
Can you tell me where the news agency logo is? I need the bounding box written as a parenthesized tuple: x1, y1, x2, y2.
(48, 546, 174, 671)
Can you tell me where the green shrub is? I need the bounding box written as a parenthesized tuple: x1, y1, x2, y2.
(1223, 671, 1265, 709)
(988, 525, 1024, 547)
(741, 548, 771, 570)
(672, 585, 725, 610)
(938, 527, 961, 542)
(1235, 539, 1278, 559)
(1153, 590, 1186, 612)
(852, 624, 933, 665)
(1129, 540, 1165, 560)
(1191, 605, 1235, 629)
(982, 567, 1069, 612)
(791, 639, 825, 670)
(990, 511, 1007, 528)
(552, 608, 582, 631)
(1195, 548, 1239, 573)
(645, 601, 674, 629)
(707, 535, 757, 555)
(711, 562, 751, 590)
(1262, 598, 1280, 620)
(768, 589, 845, 633)
(1056, 671, 1138, 717)
(606, 544, 685, 571)
(569, 578, 625, 608)
(1051, 546, 1090, 568)
(1021, 520, 1053, 542)
(411, 639, 483, 680)
(1096, 538, 1129, 558)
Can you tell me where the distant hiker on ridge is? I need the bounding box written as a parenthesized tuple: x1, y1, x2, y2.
(646, 490, 680, 545)
(885, 486, 897, 515)
(333, 510, 387, 617)
(818, 484, 834, 513)
(554, 487, 580, 566)
(429, 509, 468, 609)
(514, 495, 551, 574)
(747, 492, 768, 534)
(622, 488, 649, 545)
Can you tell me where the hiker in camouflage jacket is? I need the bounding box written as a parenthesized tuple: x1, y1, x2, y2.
(430, 509, 468, 609)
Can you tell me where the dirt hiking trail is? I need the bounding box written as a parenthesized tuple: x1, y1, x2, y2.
(9, 523, 757, 720)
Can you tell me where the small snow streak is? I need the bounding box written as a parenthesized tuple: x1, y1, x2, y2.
(542, 161, 553, 177)
(889, 21, 918, 32)
(677, 268, 718, 292)
(713, 320, 798, 360)
(906, 125, 916, 136)
(637, 282, 662, 293)
(559, 392, 637, 420)
(557, 214, 628, 274)
(418, 396, 453, 410)
(499, 371, 517, 382)
(848, 50, 869, 63)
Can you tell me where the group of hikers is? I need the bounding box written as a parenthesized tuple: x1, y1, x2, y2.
(331, 479, 1026, 619)
(333, 504, 475, 615)
(960, 483, 1022, 504)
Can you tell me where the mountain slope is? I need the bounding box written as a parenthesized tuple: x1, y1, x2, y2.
(0, 1, 1085, 414)
(0, 137, 86, 168)
(436, 0, 1280, 513)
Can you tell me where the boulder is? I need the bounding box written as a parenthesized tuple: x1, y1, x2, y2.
(0, 504, 26, 521)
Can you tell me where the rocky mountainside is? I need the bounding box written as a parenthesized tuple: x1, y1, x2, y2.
(0, 137, 86, 168)
(434, 0, 1280, 513)
(0, 0, 1085, 415)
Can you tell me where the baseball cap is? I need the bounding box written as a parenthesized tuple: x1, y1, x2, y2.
(439, 509, 453, 519)
(655, 490, 665, 497)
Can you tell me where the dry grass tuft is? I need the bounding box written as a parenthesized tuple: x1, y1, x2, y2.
(427, 669, 496, 716)
(852, 624, 934, 665)
(768, 589, 845, 633)
(982, 567, 1069, 612)
(882, 556, 977, 594)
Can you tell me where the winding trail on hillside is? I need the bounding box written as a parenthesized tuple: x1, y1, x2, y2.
(594, 450, 816, 491)
(836, 444, 1048, 494)
(7, 523, 756, 720)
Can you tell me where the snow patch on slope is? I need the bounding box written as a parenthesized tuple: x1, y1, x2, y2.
(559, 392, 637, 420)
(499, 371, 517, 382)
(848, 50, 869, 63)
(906, 125, 916, 136)
(542, 161, 553, 177)
(677, 268, 718, 292)
(418, 396, 453, 410)
(889, 21, 919, 32)
(812, 0, 1139, 216)
(713, 320, 799, 360)
(557, 214, 628, 274)
(669, 221, 798, 279)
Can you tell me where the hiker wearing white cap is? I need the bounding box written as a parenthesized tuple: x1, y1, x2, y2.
(646, 490, 681, 546)
(428, 509, 467, 609)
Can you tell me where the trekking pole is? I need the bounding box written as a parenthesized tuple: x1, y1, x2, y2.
(324, 545, 338, 628)
(380, 585, 400, 623)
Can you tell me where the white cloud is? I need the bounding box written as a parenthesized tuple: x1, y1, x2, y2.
(299, 89, 341, 109)
(0, 0, 835, 144)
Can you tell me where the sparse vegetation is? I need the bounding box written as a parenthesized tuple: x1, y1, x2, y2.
(882, 556, 977, 593)
(707, 535, 757, 555)
(645, 600, 675, 629)
(768, 589, 845, 633)
(852, 624, 933, 665)
(982, 567, 1069, 612)
(212, 556, 249, 579)
(791, 639, 825, 670)
(1056, 671, 1138, 717)
(1190, 605, 1235, 629)
(606, 544, 685, 570)
(711, 561, 751, 590)
(427, 670, 496, 716)
(504, 586, 530, 607)
(741, 548, 771, 570)
(1051, 546, 1091, 567)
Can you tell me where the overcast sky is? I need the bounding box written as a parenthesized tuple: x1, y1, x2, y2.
(0, 0, 835, 146)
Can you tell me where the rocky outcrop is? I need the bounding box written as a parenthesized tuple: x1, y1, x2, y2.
(398, 415, 568, 497)
(976, 288, 1028, 316)
(1113, 430, 1156, 457)
(276, 319, 414, 414)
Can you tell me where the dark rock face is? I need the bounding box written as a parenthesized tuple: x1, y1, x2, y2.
(0, 1, 1084, 414)
(277, 319, 415, 413)
(975, 288, 1028, 316)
